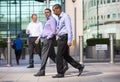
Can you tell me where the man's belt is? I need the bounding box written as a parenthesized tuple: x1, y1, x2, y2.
(58, 34, 68, 40)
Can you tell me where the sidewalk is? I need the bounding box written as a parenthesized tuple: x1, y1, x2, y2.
(0, 56, 120, 82)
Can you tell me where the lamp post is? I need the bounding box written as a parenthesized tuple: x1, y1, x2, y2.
(62, 0, 65, 11)
(46, 0, 49, 8)
(97, 0, 99, 38)
(7, 0, 12, 66)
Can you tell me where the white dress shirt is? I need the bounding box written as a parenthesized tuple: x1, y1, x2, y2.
(26, 21, 43, 37)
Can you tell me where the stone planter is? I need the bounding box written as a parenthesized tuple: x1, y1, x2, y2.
(86, 46, 110, 59)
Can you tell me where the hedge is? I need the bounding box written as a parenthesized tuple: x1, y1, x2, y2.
(86, 38, 110, 46)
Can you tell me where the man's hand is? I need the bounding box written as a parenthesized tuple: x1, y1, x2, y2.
(26, 30, 30, 34)
(35, 38, 39, 44)
(67, 42, 72, 47)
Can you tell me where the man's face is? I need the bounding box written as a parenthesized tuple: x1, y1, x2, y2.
(52, 7, 60, 16)
(32, 15, 37, 22)
(44, 10, 51, 18)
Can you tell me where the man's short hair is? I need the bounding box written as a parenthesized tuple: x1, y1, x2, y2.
(45, 8, 51, 13)
(31, 13, 37, 18)
(52, 4, 61, 10)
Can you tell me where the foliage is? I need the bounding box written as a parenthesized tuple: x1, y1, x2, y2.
(86, 38, 110, 46)
(0, 40, 7, 48)
(22, 40, 28, 48)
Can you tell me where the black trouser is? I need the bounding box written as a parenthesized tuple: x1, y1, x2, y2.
(15, 49, 22, 64)
(56, 34, 82, 74)
(39, 37, 56, 73)
(28, 37, 41, 65)
(39, 36, 68, 74)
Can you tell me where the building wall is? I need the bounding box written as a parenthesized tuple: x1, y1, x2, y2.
(65, 0, 83, 56)
(84, 0, 120, 46)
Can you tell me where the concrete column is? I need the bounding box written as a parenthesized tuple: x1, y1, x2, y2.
(66, 0, 83, 57)
(46, 0, 49, 8)
(109, 34, 114, 64)
(7, 37, 12, 66)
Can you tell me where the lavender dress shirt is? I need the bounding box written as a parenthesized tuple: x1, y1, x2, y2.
(38, 16, 57, 39)
(57, 12, 73, 43)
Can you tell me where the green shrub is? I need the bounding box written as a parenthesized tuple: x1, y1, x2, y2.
(86, 38, 110, 46)
(22, 39, 28, 48)
(0, 40, 7, 48)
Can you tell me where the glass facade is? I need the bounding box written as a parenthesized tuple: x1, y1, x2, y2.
(0, 0, 61, 38)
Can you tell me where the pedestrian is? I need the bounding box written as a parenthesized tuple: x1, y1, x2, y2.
(52, 4, 84, 78)
(26, 13, 43, 68)
(13, 34, 22, 65)
(34, 8, 68, 76)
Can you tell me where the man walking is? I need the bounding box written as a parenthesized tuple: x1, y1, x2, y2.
(34, 8, 68, 76)
(52, 4, 84, 78)
(13, 34, 22, 65)
(26, 14, 43, 68)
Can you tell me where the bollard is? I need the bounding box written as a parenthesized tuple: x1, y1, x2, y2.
(79, 36, 83, 64)
(109, 34, 114, 64)
(7, 37, 12, 66)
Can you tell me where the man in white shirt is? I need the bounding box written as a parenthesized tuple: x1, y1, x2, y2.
(26, 14, 43, 68)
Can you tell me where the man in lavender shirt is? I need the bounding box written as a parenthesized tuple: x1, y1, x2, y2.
(33, 8, 56, 76)
(34, 8, 68, 76)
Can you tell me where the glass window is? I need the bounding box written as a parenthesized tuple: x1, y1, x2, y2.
(92, 34, 96, 38)
(97, 0, 99, 5)
(101, 15, 103, 19)
(112, 13, 116, 18)
(88, 1, 91, 8)
(112, 0, 116, 2)
(93, 0, 94, 6)
(91, 0, 94, 7)
(107, 0, 111, 3)
(94, 0, 96, 6)
(103, 0, 106, 4)
(107, 14, 110, 19)
(94, 16, 96, 20)
(100, 0, 103, 4)
(118, 13, 120, 18)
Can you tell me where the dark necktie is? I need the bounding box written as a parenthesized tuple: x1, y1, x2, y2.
(57, 16, 61, 29)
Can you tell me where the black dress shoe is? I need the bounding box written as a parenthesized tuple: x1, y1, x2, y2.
(52, 74, 64, 78)
(78, 65, 84, 76)
(27, 65, 34, 68)
(34, 72, 45, 77)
